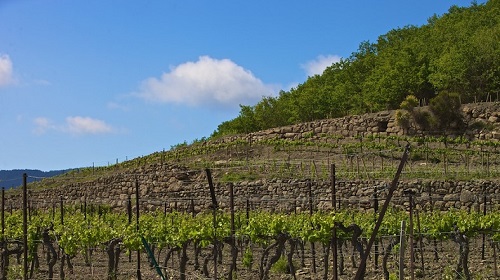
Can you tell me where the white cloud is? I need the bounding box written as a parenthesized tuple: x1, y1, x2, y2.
(0, 54, 15, 87)
(33, 117, 55, 135)
(136, 56, 275, 108)
(65, 116, 114, 135)
(301, 54, 342, 76)
(33, 116, 114, 135)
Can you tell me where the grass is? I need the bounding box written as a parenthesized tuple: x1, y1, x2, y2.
(16, 131, 500, 193)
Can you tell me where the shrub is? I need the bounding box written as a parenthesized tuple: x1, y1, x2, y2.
(395, 109, 411, 131)
(429, 91, 463, 129)
(412, 108, 434, 131)
(399, 95, 419, 111)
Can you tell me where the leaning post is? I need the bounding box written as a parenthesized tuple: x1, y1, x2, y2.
(354, 144, 410, 280)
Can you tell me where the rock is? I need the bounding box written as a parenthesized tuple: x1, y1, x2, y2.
(460, 190, 476, 203)
(443, 193, 460, 201)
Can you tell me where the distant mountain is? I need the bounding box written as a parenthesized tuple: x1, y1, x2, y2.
(0, 169, 70, 189)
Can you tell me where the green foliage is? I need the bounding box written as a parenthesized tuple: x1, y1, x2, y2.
(242, 246, 253, 269)
(5, 207, 500, 279)
(213, 1, 499, 137)
(399, 95, 419, 111)
(429, 91, 464, 129)
(396, 95, 429, 132)
(170, 141, 188, 150)
(469, 120, 495, 131)
(270, 256, 291, 274)
(395, 109, 411, 130)
(412, 109, 434, 131)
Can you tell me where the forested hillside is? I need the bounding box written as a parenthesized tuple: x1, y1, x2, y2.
(213, 0, 499, 137)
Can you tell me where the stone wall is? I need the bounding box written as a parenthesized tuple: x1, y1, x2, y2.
(6, 102, 499, 213)
(7, 163, 499, 214)
(211, 102, 500, 145)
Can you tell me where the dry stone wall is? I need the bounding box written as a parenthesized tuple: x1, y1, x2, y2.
(7, 163, 499, 214)
(6, 102, 500, 213)
(211, 102, 500, 146)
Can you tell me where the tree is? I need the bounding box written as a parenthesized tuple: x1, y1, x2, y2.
(395, 95, 433, 134)
(211, 1, 498, 137)
(429, 91, 463, 130)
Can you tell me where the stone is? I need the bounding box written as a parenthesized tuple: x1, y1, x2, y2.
(460, 190, 476, 203)
(443, 193, 460, 201)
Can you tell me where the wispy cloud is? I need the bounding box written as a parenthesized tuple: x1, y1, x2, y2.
(135, 56, 276, 109)
(107, 101, 129, 111)
(33, 117, 55, 135)
(33, 116, 114, 135)
(33, 79, 51, 86)
(65, 116, 114, 135)
(0, 54, 15, 87)
(301, 54, 342, 77)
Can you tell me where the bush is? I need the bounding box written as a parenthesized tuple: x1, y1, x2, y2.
(395, 109, 411, 131)
(413, 108, 434, 131)
(429, 91, 463, 129)
(271, 256, 294, 274)
(399, 95, 419, 111)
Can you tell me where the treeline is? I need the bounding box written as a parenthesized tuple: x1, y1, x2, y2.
(0, 169, 70, 189)
(213, 0, 499, 137)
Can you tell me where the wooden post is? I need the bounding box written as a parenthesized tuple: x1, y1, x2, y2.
(229, 183, 236, 280)
(205, 169, 218, 280)
(60, 195, 66, 279)
(331, 164, 338, 280)
(22, 173, 28, 280)
(190, 199, 195, 217)
(1, 187, 4, 240)
(482, 185, 487, 260)
(246, 198, 250, 226)
(84, 196, 87, 220)
(338, 182, 344, 210)
(60, 195, 64, 225)
(28, 196, 31, 222)
(407, 191, 415, 280)
(354, 144, 410, 280)
(493, 238, 498, 277)
(135, 180, 141, 280)
(128, 195, 132, 263)
(374, 187, 379, 269)
(308, 180, 316, 274)
(416, 208, 425, 276)
(399, 220, 406, 280)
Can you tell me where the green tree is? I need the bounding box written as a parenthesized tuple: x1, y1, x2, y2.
(212, 1, 499, 137)
(428, 1, 500, 102)
(429, 91, 463, 130)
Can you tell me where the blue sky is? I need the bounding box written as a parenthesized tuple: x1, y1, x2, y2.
(0, 0, 484, 171)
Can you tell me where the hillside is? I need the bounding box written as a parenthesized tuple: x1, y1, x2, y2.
(10, 1, 497, 189)
(12, 0, 500, 191)
(20, 102, 499, 194)
(214, 0, 500, 137)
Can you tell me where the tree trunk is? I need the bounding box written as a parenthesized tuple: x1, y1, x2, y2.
(106, 238, 122, 280)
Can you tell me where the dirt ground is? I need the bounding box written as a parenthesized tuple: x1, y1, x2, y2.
(9, 234, 498, 280)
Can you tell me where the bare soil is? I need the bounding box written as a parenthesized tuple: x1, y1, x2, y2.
(15, 235, 499, 279)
